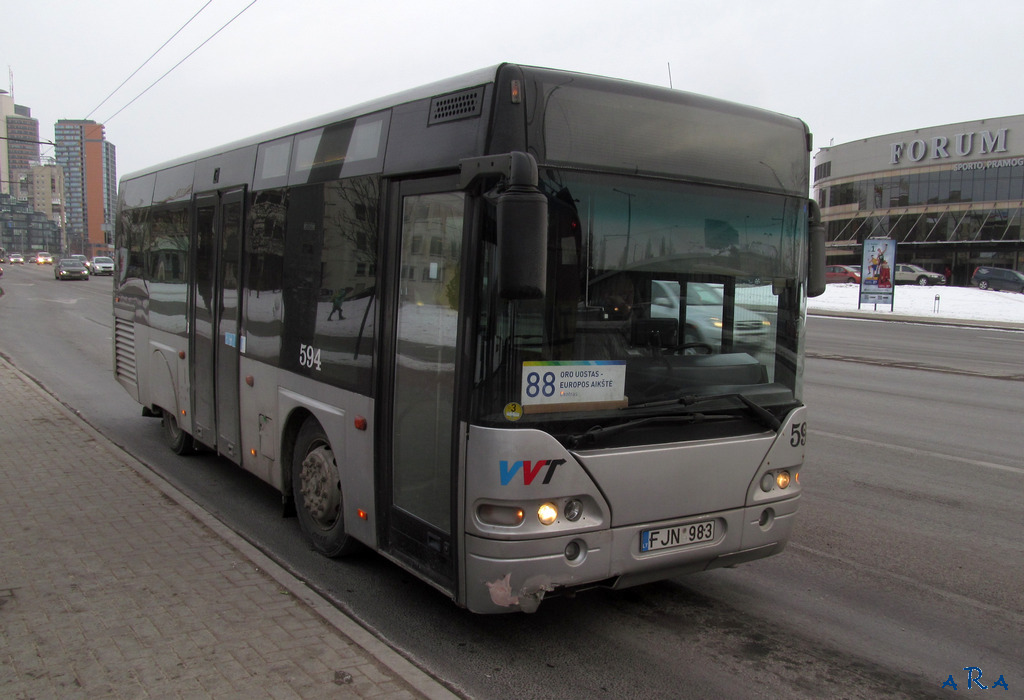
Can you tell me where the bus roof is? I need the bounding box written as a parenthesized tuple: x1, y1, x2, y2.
(120, 64, 810, 197)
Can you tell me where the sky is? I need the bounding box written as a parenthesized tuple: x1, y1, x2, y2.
(4, 0, 1024, 179)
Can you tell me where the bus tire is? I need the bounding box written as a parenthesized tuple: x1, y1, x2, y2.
(161, 408, 194, 455)
(292, 418, 359, 557)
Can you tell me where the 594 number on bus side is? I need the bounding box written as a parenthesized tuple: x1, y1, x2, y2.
(299, 343, 322, 371)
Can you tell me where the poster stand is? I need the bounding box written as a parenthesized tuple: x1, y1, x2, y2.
(858, 239, 896, 312)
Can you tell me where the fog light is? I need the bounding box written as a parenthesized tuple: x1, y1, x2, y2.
(564, 499, 583, 521)
(564, 540, 581, 560)
(776, 471, 791, 489)
(538, 502, 558, 526)
(760, 473, 774, 492)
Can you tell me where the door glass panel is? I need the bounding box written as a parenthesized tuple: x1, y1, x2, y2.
(392, 192, 464, 532)
(216, 198, 242, 456)
(192, 202, 217, 442)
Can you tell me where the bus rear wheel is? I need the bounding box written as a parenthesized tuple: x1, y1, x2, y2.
(292, 418, 359, 557)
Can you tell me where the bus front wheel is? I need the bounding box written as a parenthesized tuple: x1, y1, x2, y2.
(292, 418, 359, 557)
(161, 408, 194, 455)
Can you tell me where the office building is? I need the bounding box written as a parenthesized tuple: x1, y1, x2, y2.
(813, 115, 1024, 286)
(1, 89, 41, 197)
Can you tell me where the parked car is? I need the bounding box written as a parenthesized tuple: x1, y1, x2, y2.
(893, 263, 944, 286)
(825, 265, 861, 284)
(8, 253, 24, 264)
(35, 251, 54, 264)
(90, 256, 115, 275)
(970, 266, 1024, 292)
(54, 257, 89, 280)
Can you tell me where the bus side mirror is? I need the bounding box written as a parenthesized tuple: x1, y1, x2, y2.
(460, 151, 548, 300)
(497, 183, 548, 299)
(807, 199, 826, 298)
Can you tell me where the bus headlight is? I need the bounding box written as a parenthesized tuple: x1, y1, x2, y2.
(760, 470, 793, 492)
(537, 502, 559, 525)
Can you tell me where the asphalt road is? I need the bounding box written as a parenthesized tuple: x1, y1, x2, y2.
(2, 263, 1021, 699)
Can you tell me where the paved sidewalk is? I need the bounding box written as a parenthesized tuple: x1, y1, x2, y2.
(0, 357, 457, 699)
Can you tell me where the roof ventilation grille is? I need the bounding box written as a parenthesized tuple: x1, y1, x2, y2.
(429, 87, 485, 125)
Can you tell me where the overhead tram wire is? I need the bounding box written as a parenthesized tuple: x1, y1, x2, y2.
(101, 0, 260, 125)
(84, 1, 214, 121)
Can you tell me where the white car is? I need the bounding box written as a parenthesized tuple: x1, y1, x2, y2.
(650, 280, 772, 353)
(90, 256, 115, 275)
(894, 264, 945, 286)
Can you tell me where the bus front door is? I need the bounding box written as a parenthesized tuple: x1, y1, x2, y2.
(190, 188, 245, 462)
(381, 181, 465, 590)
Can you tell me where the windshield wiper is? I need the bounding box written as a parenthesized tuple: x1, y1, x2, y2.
(628, 392, 782, 432)
(565, 393, 782, 448)
(566, 413, 717, 449)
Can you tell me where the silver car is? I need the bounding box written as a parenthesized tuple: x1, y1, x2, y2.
(90, 256, 115, 275)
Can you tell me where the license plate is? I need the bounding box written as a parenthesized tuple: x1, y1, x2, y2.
(640, 521, 715, 552)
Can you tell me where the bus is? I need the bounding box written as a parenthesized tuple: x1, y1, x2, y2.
(114, 64, 825, 614)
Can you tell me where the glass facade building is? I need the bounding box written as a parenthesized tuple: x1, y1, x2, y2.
(813, 115, 1024, 286)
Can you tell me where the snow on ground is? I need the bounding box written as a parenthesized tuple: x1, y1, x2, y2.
(807, 283, 1024, 325)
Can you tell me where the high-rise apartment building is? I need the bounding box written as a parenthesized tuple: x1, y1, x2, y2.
(55, 119, 116, 256)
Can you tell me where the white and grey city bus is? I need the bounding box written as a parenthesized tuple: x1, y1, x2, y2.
(114, 64, 825, 613)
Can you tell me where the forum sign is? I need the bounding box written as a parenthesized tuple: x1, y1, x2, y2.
(890, 129, 1008, 164)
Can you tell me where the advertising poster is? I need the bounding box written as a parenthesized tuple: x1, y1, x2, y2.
(860, 239, 895, 309)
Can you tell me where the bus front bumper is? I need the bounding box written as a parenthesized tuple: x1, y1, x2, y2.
(463, 494, 799, 613)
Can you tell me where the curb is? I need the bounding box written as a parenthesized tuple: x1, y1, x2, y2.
(808, 307, 1024, 331)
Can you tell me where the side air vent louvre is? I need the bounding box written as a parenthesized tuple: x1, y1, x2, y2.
(114, 316, 138, 385)
(429, 87, 485, 125)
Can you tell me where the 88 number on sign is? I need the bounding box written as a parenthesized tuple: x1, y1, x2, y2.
(525, 371, 556, 399)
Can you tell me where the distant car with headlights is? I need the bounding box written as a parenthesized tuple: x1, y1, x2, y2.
(7, 253, 24, 264)
(894, 263, 944, 286)
(55, 257, 89, 280)
(90, 256, 115, 275)
(36, 251, 54, 264)
(825, 265, 861, 284)
(69, 254, 92, 271)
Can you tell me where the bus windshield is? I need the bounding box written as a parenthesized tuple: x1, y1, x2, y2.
(472, 169, 808, 431)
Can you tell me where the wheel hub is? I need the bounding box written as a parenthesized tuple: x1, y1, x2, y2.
(299, 445, 340, 527)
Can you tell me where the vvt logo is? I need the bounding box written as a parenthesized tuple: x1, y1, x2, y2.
(499, 459, 566, 486)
